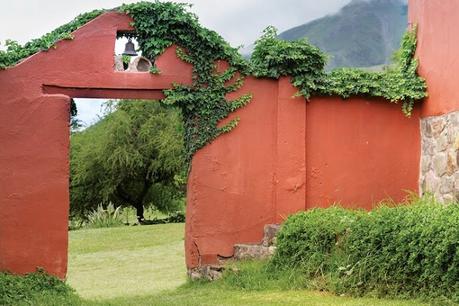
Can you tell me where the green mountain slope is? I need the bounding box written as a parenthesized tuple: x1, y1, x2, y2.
(278, 0, 408, 69)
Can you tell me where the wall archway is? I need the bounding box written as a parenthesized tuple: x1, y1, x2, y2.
(1, 2, 447, 278)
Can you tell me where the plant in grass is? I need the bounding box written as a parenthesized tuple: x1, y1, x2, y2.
(86, 203, 124, 229)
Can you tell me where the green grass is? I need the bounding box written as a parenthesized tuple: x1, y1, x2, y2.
(65, 223, 433, 305)
(67, 223, 186, 299)
(88, 286, 430, 306)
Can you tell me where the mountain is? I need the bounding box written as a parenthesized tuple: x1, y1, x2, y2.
(278, 0, 408, 70)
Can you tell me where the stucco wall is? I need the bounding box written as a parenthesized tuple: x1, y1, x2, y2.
(0, 12, 193, 278)
(0, 3, 441, 277)
(409, 0, 459, 117)
(186, 84, 422, 268)
(410, 0, 459, 202)
(305, 97, 421, 210)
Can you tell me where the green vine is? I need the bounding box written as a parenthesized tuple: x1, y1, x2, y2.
(0, 1, 427, 160)
(250, 26, 427, 117)
(0, 10, 103, 69)
(119, 1, 251, 161)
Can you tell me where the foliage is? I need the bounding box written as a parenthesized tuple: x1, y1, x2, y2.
(120, 1, 252, 161)
(121, 54, 131, 65)
(0, 1, 427, 158)
(270, 207, 362, 275)
(251, 26, 427, 116)
(69, 99, 83, 131)
(0, 269, 81, 306)
(85, 203, 124, 229)
(70, 100, 186, 219)
(270, 196, 459, 303)
(0, 10, 103, 69)
(251, 26, 327, 99)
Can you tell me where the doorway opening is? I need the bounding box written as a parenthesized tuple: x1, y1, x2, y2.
(69, 98, 186, 228)
(67, 98, 187, 297)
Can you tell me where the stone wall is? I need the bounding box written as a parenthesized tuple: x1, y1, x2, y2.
(420, 111, 459, 202)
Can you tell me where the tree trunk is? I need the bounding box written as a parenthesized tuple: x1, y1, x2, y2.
(134, 202, 145, 223)
(135, 179, 151, 223)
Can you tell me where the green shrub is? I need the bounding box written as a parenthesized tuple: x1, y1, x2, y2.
(342, 201, 459, 300)
(86, 203, 124, 229)
(270, 197, 459, 302)
(271, 207, 362, 275)
(0, 269, 81, 305)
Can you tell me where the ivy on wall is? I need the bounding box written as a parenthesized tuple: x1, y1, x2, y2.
(0, 1, 427, 160)
(250, 26, 427, 116)
(0, 10, 103, 69)
(119, 2, 252, 161)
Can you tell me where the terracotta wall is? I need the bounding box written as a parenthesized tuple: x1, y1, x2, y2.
(0, 0, 444, 277)
(0, 12, 192, 278)
(186, 83, 422, 268)
(409, 0, 459, 203)
(305, 97, 421, 210)
(409, 0, 459, 116)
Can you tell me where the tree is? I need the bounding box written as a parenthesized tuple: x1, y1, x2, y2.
(70, 100, 186, 222)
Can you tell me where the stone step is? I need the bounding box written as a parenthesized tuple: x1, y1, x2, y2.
(189, 224, 281, 280)
(233, 243, 276, 260)
(262, 224, 280, 247)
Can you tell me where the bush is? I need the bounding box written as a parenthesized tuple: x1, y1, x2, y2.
(270, 196, 459, 302)
(0, 269, 81, 305)
(271, 207, 362, 275)
(85, 203, 124, 229)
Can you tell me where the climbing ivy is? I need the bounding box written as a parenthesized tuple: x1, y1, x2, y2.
(251, 26, 327, 99)
(0, 1, 427, 160)
(0, 10, 103, 69)
(119, 1, 251, 161)
(251, 26, 427, 116)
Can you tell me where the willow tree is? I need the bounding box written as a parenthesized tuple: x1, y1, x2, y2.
(70, 100, 186, 222)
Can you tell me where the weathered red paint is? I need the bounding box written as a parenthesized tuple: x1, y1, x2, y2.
(305, 97, 421, 210)
(409, 0, 459, 116)
(0, 0, 448, 276)
(0, 12, 192, 278)
(185, 86, 422, 267)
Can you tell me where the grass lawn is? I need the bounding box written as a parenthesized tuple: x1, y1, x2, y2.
(68, 223, 186, 299)
(68, 224, 430, 305)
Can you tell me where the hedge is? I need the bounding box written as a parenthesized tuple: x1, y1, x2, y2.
(270, 197, 459, 302)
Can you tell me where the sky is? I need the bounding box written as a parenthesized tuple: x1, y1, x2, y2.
(0, 0, 351, 126)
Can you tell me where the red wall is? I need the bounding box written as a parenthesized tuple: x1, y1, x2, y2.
(0, 12, 192, 278)
(409, 0, 459, 116)
(186, 83, 422, 267)
(305, 97, 420, 210)
(1, 2, 441, 276)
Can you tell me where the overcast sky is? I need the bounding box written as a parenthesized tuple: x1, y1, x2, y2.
(0, 0, 351, 126)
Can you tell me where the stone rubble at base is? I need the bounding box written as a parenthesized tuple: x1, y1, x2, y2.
(187, 224, 280, 280)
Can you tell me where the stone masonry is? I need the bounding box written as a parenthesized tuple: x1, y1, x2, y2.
(188, 224, 280, 280)
(420, 110, 459, 202)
